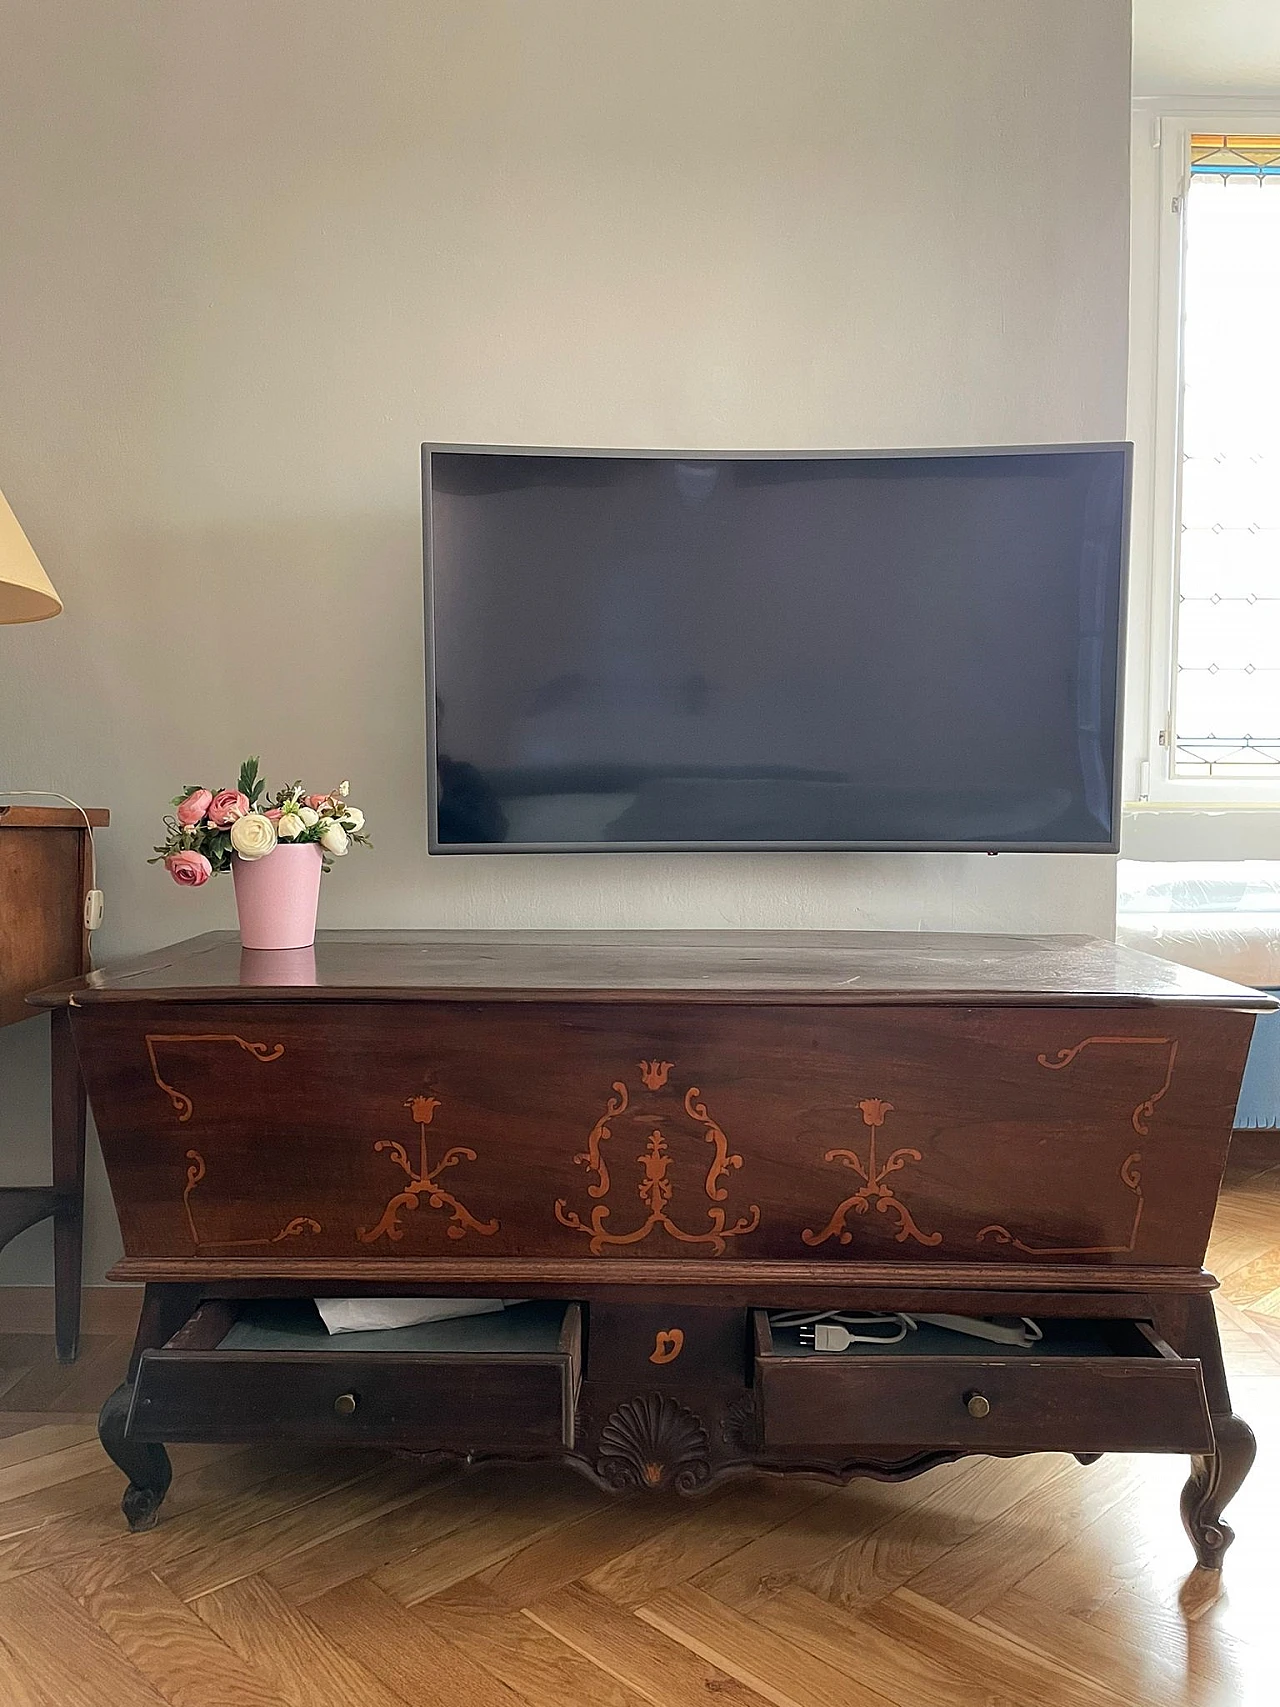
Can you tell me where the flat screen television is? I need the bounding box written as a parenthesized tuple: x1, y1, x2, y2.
(424, 443, 1130, 853)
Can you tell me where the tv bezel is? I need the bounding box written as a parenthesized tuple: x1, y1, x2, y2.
(423, 441, 1132, 856)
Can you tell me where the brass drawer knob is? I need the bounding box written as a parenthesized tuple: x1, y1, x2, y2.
(333, 1392, 358, 1417)
(965, 1391, 991, 1419)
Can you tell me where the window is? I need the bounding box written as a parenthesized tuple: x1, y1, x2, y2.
(1173, 137, 1280, 778)
(1129, 112, 1280, 805)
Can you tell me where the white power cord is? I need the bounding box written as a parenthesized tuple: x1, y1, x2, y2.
(769, 1309, 1043, 1352)
(770, 1310, 914, 1347)
(807, 1319, 912, 1351)
(0, 790, 104, 962)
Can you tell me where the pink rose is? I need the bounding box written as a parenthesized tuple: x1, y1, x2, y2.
(264, 807, 282, 821)
(175, 788, 212, 826)
(304, 793, 330, 809)
(207, 789, 250, 828)
(165, 850, 212, 887)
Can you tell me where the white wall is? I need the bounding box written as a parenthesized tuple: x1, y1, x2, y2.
(1134, 0, 1280, 95)
(0, 0, 1132, 1284)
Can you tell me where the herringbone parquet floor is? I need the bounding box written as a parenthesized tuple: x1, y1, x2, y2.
(1, 1142, 1278, 1707)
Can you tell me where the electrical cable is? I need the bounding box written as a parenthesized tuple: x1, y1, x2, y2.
(767, 1308, 1043, 1352)
(0, 790, 103, 967)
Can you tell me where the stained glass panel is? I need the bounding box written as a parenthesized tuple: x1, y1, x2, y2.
(1190, 134, 1280, 179)
(1173, 144, 1280, 778)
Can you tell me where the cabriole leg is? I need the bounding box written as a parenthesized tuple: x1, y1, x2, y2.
(97, 1381, 172, 1531)
(97, 1282, 198, 1529)
(1153, 1293, 1256, 1570)
(1181, 1412, 1256, 1571)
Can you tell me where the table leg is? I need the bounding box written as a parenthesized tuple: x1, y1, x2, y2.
(98, 1284, 197, 1531)
(1154, 1291, 1255, 1569)
(50, 1008, 85, 1364)
(1182, 1412, 1257, 1571)
(98, 1381, 172, 1531)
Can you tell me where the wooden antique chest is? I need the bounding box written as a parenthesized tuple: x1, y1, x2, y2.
(35, 929, 1273, 1565)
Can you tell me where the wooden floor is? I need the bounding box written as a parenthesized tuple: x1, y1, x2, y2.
(1, 1148, 1278, 1707)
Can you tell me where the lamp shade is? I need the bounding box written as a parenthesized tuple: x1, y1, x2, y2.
(0, 487, 62, 623)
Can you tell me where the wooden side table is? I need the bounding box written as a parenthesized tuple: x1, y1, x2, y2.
(0, 804, 108, 1361)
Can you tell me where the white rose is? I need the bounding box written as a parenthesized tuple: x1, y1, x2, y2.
(277, 811, 302, 840)
(342, 806, 365, 832)
(320, 821, 349, 857)
(230, 812, 278, 860)
(298, 806, 319, 827)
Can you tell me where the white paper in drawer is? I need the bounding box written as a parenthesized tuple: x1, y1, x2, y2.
(315, 1297, 524, 1335)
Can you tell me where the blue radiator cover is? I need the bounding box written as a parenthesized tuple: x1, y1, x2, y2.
(1236, 994, 1280, 1130)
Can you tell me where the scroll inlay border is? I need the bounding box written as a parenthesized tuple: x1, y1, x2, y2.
(146, 1033, 285, 1123)
(146, 1032, 321, 1251)
(976, 1036, 1177, 1256)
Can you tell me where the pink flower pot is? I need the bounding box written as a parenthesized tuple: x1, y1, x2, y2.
(232, 844, 323, 950)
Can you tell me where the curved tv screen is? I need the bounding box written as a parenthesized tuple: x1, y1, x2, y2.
(425, 445, 1129, 853)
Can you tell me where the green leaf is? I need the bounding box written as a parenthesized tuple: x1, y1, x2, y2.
(237, 755, 264, 805)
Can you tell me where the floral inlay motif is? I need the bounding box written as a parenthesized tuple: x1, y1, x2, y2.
(357, 1093, 500, 1245)
(802, 1097, 942, 1249)
(555, 1062, 760, 1256)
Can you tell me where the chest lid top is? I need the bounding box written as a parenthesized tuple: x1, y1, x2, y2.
(29, 929, 1279, 1011)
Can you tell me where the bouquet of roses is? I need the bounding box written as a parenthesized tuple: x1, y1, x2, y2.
(153, 757, 370, 887)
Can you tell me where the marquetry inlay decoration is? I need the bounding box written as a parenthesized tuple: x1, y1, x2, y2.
(146, 1033, 285, 1123)
(975, 1036, 1176, 1256)
(1036, 1035, 1179, 1136)
(649, 1329, 685, 1365)
(555, 1062, 761, 1256)
(181, 1151, 321, 1252)
(802, 1098, 942, 1249)
(145, 1033, 322, 1251)
(977, 1150, 1144, 1257)
(357, 1093, 500, 1245)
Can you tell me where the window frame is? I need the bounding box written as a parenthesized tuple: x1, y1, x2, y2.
(1127, 98, 1280, 807)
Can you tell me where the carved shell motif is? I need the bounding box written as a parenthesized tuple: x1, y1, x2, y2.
(720, 1393, 760, 1455)
(596, 1394, 711, 1493)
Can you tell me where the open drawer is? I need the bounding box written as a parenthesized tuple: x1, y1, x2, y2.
(752, 1313, 1213, 1455)
(128, 1300, 581, 1451)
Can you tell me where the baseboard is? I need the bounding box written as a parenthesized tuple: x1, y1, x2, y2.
(0, 1285, 142, 1336)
